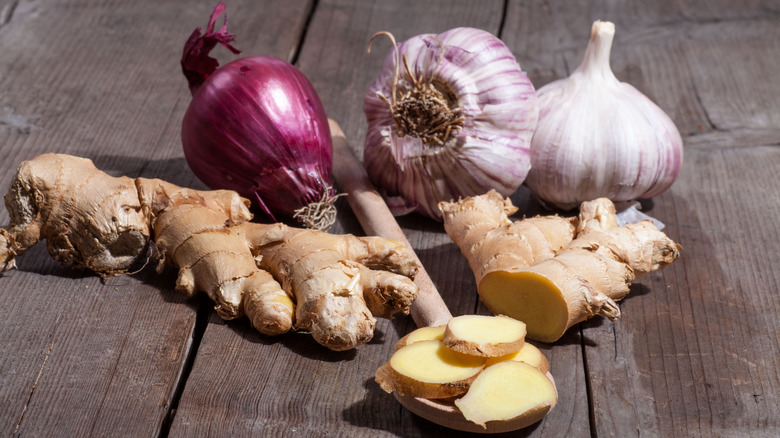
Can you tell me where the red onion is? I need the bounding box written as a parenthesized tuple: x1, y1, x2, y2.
(180, 2, 336, 229)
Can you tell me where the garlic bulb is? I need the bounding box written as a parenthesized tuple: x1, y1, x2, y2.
(363, 28, 538, 219)
(524, 21, 683, 211)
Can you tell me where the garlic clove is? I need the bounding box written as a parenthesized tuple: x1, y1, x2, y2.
(525, 20, 683, 211)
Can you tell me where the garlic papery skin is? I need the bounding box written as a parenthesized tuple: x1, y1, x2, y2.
(524, 20, 683, 211)
(363, 27, 538, 219)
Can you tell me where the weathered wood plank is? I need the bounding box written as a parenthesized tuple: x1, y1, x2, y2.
(583, 142, 780, 437)
(0, 0, 203, 434)
(0, 0, 310, 436)
(503, 1, 780, 436)
(0, 265, 195, 437)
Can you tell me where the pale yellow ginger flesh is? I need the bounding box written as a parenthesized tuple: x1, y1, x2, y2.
(378, 315, 556, 429)
(485, 342, 549, 374)
(395, 325, 445, 350)
(375, 340, 485, 399)
(0, 153, 421, 351)
(479, 271, 570, 343)
(454, 361, 557, 429)
(439, 190, 680, 343)
(443, 314, 526, 357)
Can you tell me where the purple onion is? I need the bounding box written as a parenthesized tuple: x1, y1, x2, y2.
(180, 2, 335, 229)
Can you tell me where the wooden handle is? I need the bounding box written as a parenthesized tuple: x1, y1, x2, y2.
(329, 119, 452, 327)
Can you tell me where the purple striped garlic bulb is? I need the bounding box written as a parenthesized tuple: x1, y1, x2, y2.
(524, 21, 684, 211)
(363, 27, 538, 220)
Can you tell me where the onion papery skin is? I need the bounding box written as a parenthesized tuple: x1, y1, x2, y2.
(181, 56, 334, 223)
(363, 27, 538, 220)
(524, 21, 683, 211)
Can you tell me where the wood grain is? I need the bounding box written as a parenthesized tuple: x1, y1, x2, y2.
(0, 0, 311, 436)
(0, 0, 209, 434)
(501, 1, 780, 436)
(0, 0, 778, 436)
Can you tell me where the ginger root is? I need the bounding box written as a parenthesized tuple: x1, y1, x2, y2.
(439, 190, 680, 342)
(0, 153, 420, 351)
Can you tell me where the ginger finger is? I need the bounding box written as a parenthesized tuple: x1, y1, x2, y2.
(239, 270, 295, 336)
(571, 202, 680, 277)
(360, 268, 418, 319)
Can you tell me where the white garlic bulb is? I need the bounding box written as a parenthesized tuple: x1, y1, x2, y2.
(525, 20, 683, 211)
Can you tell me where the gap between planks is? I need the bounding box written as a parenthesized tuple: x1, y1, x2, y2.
(157, 295, 211, 438)
(14, 338, 55, 436)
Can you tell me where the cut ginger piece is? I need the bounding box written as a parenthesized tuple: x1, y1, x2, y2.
(441, 192, 680, 343)
(485, 342, 549, 374)
(395, 325, 445, 350)
(375, 340, 485, 399)
(454, 361, 557, 429)
(443, 315, 526, 357)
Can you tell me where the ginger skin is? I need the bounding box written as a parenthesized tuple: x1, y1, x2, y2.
(438, 190, 577, 283)
(0, 153, 419, 351)
(439, 190, 680, 342)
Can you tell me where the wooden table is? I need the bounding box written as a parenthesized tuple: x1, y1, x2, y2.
(1, 1, 778, 436)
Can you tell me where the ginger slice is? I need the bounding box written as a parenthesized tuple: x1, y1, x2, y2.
(395, 325, 446, 350)
(443, 315, 526, 357)
(454, 361, 557, 429)
(375, 340, 485, 399)
(485, 342, 549, 374)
